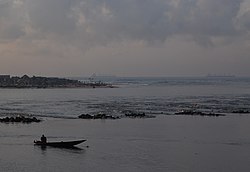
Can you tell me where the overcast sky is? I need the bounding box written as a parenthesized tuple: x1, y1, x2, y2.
(0, 0, 250, 77)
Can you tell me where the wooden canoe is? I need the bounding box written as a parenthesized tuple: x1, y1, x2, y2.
(34, 139, 86, 147)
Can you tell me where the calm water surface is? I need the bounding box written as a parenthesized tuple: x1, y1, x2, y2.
(0, 77, 250, 171)
(1, 116, 250, 172)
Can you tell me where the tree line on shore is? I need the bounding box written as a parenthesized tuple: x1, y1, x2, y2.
(0, 75, 113, 88)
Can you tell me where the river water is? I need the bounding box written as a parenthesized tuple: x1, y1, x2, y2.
(0, 77, 250, 171)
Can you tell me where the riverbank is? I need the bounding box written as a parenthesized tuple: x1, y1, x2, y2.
(0, 75, 115, 89)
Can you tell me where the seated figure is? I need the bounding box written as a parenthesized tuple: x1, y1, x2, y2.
(41, 134, 47, 143)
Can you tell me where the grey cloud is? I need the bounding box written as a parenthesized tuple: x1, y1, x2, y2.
(0, 0, 249, 47)
(27, 0, 76, 35)
(0, 1, 10, 16)
(1, 23, 25, 40)
(70, 0, 172, 45)
(0, 0, 26, 41)
(236, 10, 250, 31)
(168, 0, 244, 45)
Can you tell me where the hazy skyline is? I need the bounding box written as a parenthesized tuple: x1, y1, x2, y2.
(0, 0, 250, 77)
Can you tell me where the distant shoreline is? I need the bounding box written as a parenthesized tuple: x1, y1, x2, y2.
(206, 74, 236, 78)
(0, 75, 115, 89)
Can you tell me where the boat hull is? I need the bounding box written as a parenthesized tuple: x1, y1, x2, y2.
(34, 140, 86, 147)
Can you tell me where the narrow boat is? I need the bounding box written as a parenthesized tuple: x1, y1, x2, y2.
(34, 139, 86, 148)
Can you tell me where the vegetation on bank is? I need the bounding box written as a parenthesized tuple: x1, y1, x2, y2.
(0, 75, 114, 88)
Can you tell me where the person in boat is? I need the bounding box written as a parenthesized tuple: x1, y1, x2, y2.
(41, 134, 47, 143)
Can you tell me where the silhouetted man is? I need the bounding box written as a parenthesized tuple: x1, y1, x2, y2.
(41, 134, 47, 143)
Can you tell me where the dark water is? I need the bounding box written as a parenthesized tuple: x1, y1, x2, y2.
(1, 116, 250, 172)
(1, 77, 250, 171)
(1, 77, 250, 118)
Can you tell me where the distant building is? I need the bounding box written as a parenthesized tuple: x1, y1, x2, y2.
(0, 75, 10, 81)
(0, 75, 11, 86)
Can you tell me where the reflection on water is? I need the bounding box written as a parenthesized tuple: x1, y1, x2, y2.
(34, 145, 85, 154)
